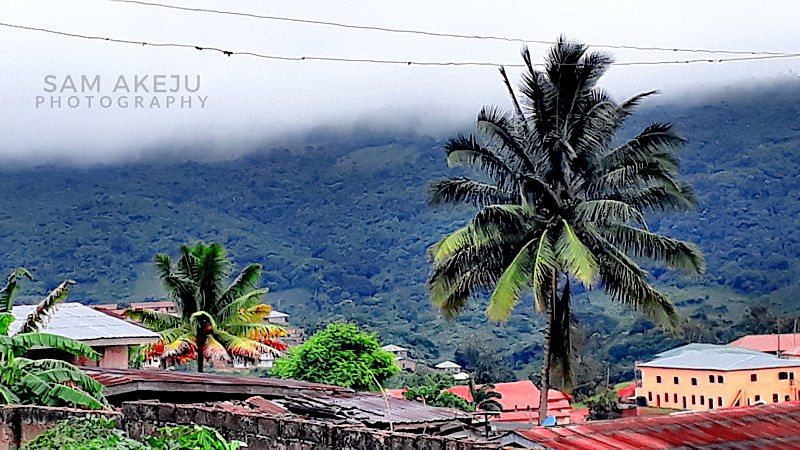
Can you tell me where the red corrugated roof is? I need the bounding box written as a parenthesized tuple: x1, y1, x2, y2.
(510, 402, 800, 449)
(730, 333, 800, 353)
(447, 380, 572, 422)
(616, 382, 638, 399)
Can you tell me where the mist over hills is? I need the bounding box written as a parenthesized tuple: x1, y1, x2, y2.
(1, 82, 799, 381)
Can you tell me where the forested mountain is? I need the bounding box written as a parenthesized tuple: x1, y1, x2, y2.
(1, 82, 799, 385)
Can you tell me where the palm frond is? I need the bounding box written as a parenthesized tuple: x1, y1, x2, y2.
(0, 267, 33, 313)
(574, 199, 647, 228)
(556, 221, 597, 287)
(602, 225, 705, 274)
(487, 238, 537, 322)
(17, 280, 74, 334)
(126, 309, 182, 332)
(216, 264, 263, 314)
(444, 135, 516, 188)
(602, 123, 685, 171)
(477, 106, 536, 173)
(430, 177, 515, 207)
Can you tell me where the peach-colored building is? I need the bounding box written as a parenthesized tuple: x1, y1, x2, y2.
(636, 344, 800, 411)
(10, 302, 159, 369)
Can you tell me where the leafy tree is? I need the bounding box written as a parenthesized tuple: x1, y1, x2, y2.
(586, 387, 622, 421)
(271, 322, 398, 390)
(0, 270, 107, 409)
(128, 242, 286, 372)
(403, 384, 473, 411)
(385, 367, 454, 390)
(427, 37, 704, 422)
(454, 341, 515, 383)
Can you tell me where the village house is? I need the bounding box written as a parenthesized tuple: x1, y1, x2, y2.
(729, 332, 800, 357)
(447, 380, 574, 428)
(10, 302, 159, 369)
(635, 343, 800, 411)
(130, 300, 180, 316)
(381, 344, 417, 371)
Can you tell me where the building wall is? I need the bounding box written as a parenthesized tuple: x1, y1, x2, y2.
(0, 405, 120, 450)
(1, 403, 496, 450)
(124, 401, 499, 450)
(637, 366, 800, 411)
(98, 346, 130, 369)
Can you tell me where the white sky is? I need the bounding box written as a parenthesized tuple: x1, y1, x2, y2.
(1, 0, 798, 165)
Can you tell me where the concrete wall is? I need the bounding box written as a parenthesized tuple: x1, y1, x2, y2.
(0, 405, 120, 450)
(638, 366, 800, 411)
(123, 401, 499, 450)
(1, 402, 498, 450)
(98, 345, 130, 369)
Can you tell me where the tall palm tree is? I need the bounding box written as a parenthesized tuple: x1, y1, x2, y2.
(428, 37, 704, 422)
(0, 269, 107, 409)
(128, 242, 286, 372)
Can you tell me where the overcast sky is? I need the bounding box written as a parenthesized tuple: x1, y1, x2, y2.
(1, 0, 799, 165)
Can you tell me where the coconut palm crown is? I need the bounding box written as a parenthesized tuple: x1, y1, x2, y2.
(128, 242, 287, 372)
(428, 37, 704, 420)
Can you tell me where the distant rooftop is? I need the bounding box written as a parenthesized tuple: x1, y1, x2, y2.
(730, 333, 800, 353)
(505, 401, 800, 449)
(130, 301, 178, 310)
(640, 343, 800, 371)
(269, 310, 289, 318)
(381, 344, 407, 352)
(10, 302, 159, 346)
(435, 360, 461, 369)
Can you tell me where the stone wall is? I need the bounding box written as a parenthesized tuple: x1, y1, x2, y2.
(0, 405, 120, 450)
(123, 401, 500, 450)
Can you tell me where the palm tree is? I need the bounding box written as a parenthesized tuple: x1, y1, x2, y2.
(128, 242, 287, 372)
(0, 269, 107, 409)
(468, 379, 502, 412)
(428, 37, 704, 423)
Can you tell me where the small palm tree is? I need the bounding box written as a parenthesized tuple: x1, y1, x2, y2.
(0, 269, 107, 409)
(468, 379, 502, 412)
(129, 243, 286, 372)
(428, 37, 704, 422)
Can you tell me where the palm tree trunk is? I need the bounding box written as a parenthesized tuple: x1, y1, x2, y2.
(196, 333, 207, 373)
(538, 274, 556, 424)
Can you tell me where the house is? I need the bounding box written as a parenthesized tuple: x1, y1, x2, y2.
(499, 401, 800, 449)
(635, 343, 800, 411)
(10, 302, 159, 369)
(130, 301, 179, 316)
(435, 360, 462, 373)
(267, 310, 289, 325)
(92, 303, 127, 315)
(730, 333, 800, 355)
(381, 344, 417, 371)
(447, 380, 574, 427)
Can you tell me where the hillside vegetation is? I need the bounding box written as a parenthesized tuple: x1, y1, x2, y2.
(1, 83, 799, 384)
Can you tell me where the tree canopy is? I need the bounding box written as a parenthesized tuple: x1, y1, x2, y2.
(270, 322, 398, 390)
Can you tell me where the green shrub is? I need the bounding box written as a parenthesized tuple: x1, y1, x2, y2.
(147, 425, 244, 450)
(23, 416, 146, 450)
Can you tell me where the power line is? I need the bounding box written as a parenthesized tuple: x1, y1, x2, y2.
(2, 22, 800, 68)
(106, 0, 791, 57)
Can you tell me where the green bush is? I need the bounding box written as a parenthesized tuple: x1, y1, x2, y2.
(148, 425, 244, 450)
(23, 416, 146, 450)
(271, 322, 398, 390)
(23, 417, 243, 450)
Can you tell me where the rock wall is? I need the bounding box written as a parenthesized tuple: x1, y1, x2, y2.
(122, 401, 499, 450)
(0, 405, 120, 450)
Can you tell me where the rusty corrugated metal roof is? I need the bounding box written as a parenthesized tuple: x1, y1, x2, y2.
(87, 368, 469, 427)
(506, 402, 800, 449)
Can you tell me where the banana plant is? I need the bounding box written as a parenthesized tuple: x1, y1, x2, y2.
(0, 269, 108, 409)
